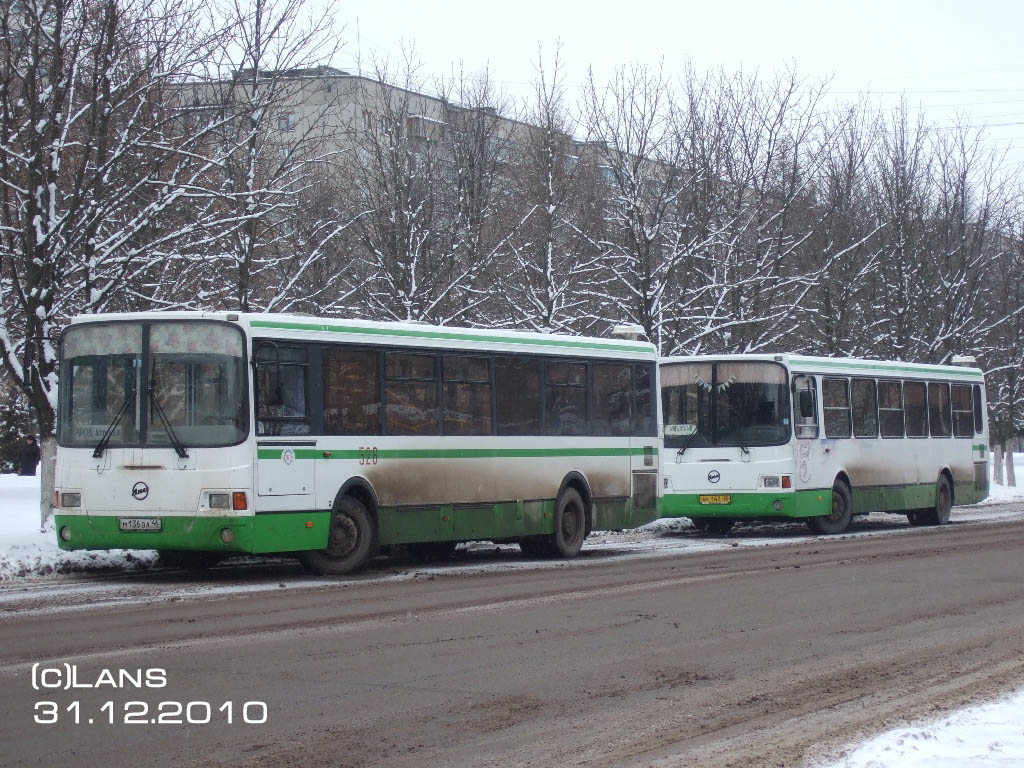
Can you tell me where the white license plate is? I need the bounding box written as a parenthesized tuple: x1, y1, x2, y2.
(119, 517, 162, 532)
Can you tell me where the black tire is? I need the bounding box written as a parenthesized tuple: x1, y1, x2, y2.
(689, 517, 709, 531)
(704, 518, 734, 535)
(299, 496, 376, 575)
(907, 510, 927, 526)
(158, 550, 223, 571)
(807, 480, 853, 535)
(918, 475, 952, 526)
(407, 541, 458, 560)
(552, 488, 587, 558)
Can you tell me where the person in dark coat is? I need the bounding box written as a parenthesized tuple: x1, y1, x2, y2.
(18, 435, 40, 476)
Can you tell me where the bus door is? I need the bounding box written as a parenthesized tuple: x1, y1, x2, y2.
(254, 342, 315, 500)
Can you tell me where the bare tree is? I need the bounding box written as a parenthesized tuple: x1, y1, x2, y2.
(0, 0, 226, 520)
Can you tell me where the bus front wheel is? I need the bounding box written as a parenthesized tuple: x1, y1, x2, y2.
(299, 496, 376, 575)
(808, 480, 852, 535)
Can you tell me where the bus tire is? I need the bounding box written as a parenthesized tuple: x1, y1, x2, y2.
(299, 496, 376, 575)
(919, 475, 952, 526)
(704, 518, 734, 534)
(552, 488, 586, 558)
(808, 480, 852, 535)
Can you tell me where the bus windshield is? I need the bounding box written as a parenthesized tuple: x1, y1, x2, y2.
(59, 321, 248, 449)
(661, 360, 789, 449)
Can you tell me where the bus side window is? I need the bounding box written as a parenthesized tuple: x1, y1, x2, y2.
(851, 378, 878, 438)
(903, 381, 927, 437)
(384, 352, 439, 436)
(928, 382, 952, 438)
(951, 384, 973, 438)
(972, 385, 984, 434)
(791, 375, 818, 438)
(495, 357, 542, 435)
(823, 378, 852, 438)
(878, 380, 904, 437)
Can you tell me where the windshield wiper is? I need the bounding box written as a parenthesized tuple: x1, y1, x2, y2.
(93, 389, 137, 458)
(148, 371, 188, 459)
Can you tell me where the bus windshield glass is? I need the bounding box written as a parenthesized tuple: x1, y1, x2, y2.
(60, 322, 248, 448)
(661, 361, 789, 449)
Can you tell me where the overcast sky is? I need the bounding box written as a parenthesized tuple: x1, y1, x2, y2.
(329, 0, 1024, 165)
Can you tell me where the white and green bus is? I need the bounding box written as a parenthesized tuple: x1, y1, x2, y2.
(660, 354, 988, 534)
(54, 312, 661, 572)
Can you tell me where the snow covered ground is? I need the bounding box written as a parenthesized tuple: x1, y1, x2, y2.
(2, 457, 1023, 766)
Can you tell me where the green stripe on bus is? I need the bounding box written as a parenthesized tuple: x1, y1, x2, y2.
(249, 320, 654, 354)
(258, 446, 657, 460)
(788, 357, 984, 378)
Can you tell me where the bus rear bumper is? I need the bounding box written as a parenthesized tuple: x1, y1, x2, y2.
(661, 489, 831, 519)
(53, 512, 331, 553)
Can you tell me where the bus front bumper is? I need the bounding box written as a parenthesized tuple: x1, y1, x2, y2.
(661, 489, 831, 519)
(53, 512, 332, 553)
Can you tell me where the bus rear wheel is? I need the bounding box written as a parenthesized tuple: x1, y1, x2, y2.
(918, 475, 952, 526)
(552, 488, 587, 557)
(808, 480, 852, 535)
(299, 496, 376, 575)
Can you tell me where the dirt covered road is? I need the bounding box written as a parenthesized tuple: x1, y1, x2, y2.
(1, 517, 1023, 767)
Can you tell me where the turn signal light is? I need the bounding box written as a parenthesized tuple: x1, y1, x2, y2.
(781, 475, 792, 489)
(232, 491, 248, 510)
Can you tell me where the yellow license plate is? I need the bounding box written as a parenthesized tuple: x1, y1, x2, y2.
(699, 495, 732, 505)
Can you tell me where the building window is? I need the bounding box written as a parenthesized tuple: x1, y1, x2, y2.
(278, 112, 297, 131)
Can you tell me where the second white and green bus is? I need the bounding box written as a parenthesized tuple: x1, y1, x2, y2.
(54, 312, 661, 572)
(660, 354, 988, 534)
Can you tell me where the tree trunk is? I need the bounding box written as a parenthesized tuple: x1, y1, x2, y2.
(39, 436, 56, 529)
(993, 443, 1004, 486)
(1007, 443, 1017, 488)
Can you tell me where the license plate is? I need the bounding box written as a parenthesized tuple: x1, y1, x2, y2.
(699, 495, 732, 505)
(118, 517, 162, 532)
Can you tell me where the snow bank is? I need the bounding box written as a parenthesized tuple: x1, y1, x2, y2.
(818, 688, 1024, 767)
(0, 475, 155, 580)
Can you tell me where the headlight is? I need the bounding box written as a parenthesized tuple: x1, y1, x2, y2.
(208, 493, 230, 509)
(60, 526, 72, 541)
(61, 492, 82, 508)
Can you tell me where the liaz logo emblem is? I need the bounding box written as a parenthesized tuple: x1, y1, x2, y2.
(707, 471, 721, 484)
(132, 482, 150, 500)
(281, 448, 296, 466)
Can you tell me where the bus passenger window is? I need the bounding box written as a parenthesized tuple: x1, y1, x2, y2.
(951, 384, 973, 438)
(385, 352, 439, 436)
(545, 362, 587, 436)
(324, 348, 380, 436)
(591, 363, 632, 437)
(878, 381, 904, 437)
(928, 382, 951, 437)
(851, 378, 878, 438)
(823, 378, 852, 438)
(903, 381, 927, 437)
(443, 356, 492, 436)
(633, 364, 656, 436)
(495, 357, 542, 435)
(973, 385, 984, 434)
